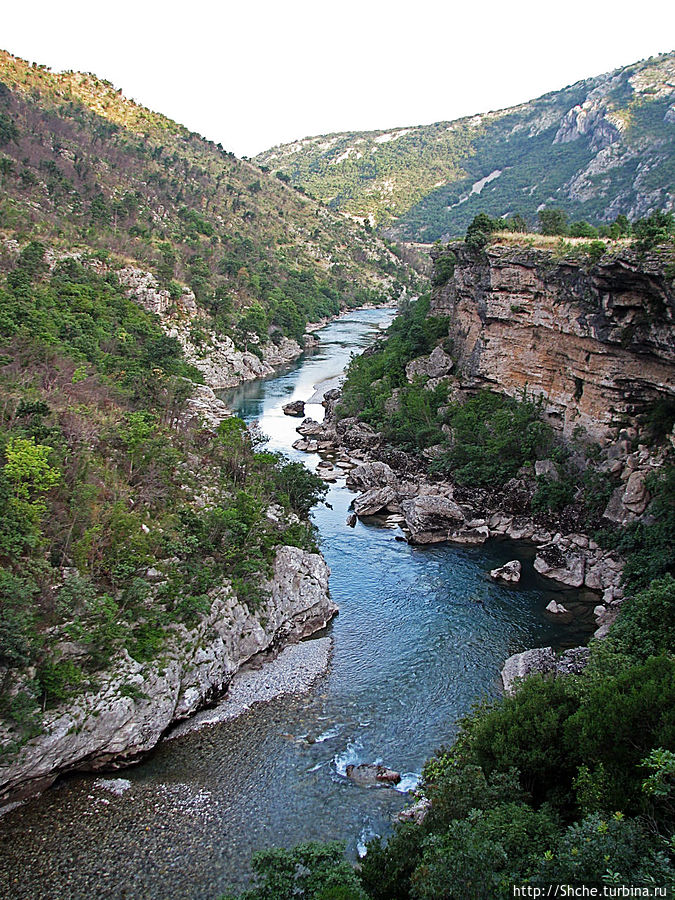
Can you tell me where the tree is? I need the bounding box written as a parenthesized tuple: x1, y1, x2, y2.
(538, 208, 569, 236)
(3, 436, 60, 505)
(569, 220, 598, 238)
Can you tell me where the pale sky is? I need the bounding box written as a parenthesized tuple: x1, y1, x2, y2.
(2, 0, 673, 157)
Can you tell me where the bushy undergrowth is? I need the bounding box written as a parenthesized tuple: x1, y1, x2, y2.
(0, 247, 327, 751)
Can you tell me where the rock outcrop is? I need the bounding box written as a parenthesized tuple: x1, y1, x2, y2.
(0, 547, 335, 803)
(501, 646, 591, 695)
(116, 266, 304, 391)
(431, 244, 675, 444)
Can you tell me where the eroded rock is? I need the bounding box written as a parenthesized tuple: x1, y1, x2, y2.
(490, 560, 522, 583)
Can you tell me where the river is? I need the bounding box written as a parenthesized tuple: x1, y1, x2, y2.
(0, 308, 595, 899)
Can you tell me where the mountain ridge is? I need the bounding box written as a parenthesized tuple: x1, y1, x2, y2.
(255, 51, 675, 241)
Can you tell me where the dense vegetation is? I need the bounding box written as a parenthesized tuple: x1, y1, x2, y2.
(255, 52, 674, 241)
(0, 243, 327, 753)
(0, 49, 420, 356)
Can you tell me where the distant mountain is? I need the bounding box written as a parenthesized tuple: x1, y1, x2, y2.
(255, 52, 675, 241)
(0, 50, 418, 346)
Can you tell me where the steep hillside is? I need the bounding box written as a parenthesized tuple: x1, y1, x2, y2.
(256, 52, 675, 241)
(0, 50, 419, 358)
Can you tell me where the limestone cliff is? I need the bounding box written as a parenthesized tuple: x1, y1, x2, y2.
(0, 547, 335, 803)
(431, 243, 675, 444)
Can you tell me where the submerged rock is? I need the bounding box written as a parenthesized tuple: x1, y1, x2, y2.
(346, 763, 401, 787)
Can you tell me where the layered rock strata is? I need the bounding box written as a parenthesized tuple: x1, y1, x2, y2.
(431, 244, 675, 444)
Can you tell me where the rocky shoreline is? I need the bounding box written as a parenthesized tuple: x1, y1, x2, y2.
(166, 636, 333, 740)
(0, 547, 336, 806)
(288, 388, 639, 692)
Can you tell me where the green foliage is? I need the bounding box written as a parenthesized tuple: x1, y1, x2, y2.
(431, 251, 456, 286)
(338, 293, 450, 448)
(599, 575, 675, 664)
(569, 220, 599, 238)
(465, 213, 505, 250)
(538, 208, 569, 236)
(534, 812, 674, 888)
(271, 459, 328, 517)
(431, 391, 554, 487)
(531, 475, 574, 512)
(223, 842, 366, 900)
(633, 210, 675, 251)
(0, 568, 39, 668)
(0, 111, 18, 146)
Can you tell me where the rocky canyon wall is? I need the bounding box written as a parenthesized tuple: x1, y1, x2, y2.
(431, 243, 675, 444)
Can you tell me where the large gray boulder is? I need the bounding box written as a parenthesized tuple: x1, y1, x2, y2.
(401, 494, 465, 544)
(346, 461, 398, 492)
(283, 400, 306, 417)
(501, 646, 590, 695)
(405, 346, 454, 383)
(353, 486, 399, 517)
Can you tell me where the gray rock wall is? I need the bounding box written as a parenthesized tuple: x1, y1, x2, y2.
(0, 547, 335, 803)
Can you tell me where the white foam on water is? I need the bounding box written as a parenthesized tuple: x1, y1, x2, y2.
(333, 740, 363, 777)
(357, 824, 380, 857)
(314, 724, 343, 743)
(394, 772, 421, 793)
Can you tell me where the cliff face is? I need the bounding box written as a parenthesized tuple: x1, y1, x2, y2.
(0, 547, 335, 803)
(431, 243, 675, 443)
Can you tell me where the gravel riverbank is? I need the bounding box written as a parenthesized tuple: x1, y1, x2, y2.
(166, 637, 333, 740)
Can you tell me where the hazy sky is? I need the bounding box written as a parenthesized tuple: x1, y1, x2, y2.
(3, 1, 673, 157)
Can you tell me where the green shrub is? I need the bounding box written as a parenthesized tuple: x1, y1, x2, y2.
(533, 812, 673, 888)
(222, 842, 367, 900)
(431, 391, 554, 487)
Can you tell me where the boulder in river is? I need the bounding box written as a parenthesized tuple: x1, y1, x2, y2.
(401, 494, 465, 544)
(353, 486, 399, 517)
(283, 400, 306, 417)
(296, 417, 323, 436)
(545, 599, 573, 622)
(489, 560, 521, 583)
(346, 461, 398, 492)
(345, 763, 401, 787)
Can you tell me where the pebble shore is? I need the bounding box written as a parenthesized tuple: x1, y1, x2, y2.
(166, 637, 333, 739)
